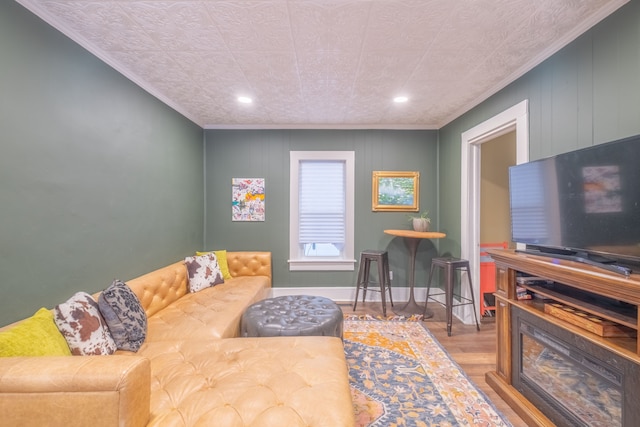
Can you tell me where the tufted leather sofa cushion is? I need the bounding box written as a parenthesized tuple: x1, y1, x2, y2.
(125, 261, 189, 319)
(226, 251, 272, 279)
(144, 276, 270, 342)
(125, 252, 272, 320)
(137, 336, 355, 427)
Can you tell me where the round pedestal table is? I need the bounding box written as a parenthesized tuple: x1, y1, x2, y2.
(383, 229, 446, 318)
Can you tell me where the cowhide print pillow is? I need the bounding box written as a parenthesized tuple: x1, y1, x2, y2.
(184, 252, 224, 293)
(54, 292, 116, 356)
(98, 280, 147, 352)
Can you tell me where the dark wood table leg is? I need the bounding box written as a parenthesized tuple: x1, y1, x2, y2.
(393, 237, 433, 318)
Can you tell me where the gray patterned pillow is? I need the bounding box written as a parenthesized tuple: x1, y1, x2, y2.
(98, 280, 147, 352)
(54, 292, 116, 356)
(184, 252, 224, 293)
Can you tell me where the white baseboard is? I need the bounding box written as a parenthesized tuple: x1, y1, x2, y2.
(269, 286, 478, 324)
(269, 286, 435, 304)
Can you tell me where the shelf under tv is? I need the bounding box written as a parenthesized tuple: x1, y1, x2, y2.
(517, 248, 633, 277)
(518, 281, 637, 329)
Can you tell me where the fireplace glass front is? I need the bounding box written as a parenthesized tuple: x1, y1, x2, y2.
(521, 332, 621, 425)
(512, 307, 639, 427)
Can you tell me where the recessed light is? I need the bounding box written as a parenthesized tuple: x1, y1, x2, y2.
(237, 96, 253, 104)
(394, 96, 408, 103)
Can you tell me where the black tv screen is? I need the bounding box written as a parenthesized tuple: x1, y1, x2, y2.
(509, 134, 640, 272)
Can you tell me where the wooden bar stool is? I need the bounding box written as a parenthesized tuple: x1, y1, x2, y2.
(424, 257, 480, 336)
(353, 250, 393, 317)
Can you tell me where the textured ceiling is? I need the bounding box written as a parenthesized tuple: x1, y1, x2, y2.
(18, 0, 628, 129)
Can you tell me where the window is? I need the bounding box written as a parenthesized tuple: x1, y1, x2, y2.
(289, 151, 355, 271)
(510, 160, 552, 242)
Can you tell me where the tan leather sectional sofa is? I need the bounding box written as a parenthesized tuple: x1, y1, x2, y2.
(0, 251, 356, 426)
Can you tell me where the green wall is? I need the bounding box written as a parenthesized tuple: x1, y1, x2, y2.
(0, 2, 204, 325)
(437, 0, 640, 257)
(204, 129, 439, 289)
(3, 0, 640, 324)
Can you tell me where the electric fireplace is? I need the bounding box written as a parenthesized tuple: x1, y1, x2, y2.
(512, 307, 640, 427)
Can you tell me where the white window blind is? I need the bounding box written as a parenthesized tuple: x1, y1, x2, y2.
(510, 161, 549, 242)
(299, 160, 345, 246)
(289, 151, 355, 271)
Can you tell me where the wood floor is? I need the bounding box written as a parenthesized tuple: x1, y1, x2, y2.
(341, 300, 529, 427)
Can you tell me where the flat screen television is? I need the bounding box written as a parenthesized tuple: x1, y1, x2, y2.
(509, 134, 640, 276)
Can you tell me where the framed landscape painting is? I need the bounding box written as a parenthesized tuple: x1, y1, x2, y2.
(372, 171, 419, 212)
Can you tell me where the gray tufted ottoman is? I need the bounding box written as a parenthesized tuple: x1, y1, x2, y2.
(240, 295, 343, 339)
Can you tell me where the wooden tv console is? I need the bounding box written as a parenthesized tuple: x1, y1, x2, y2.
(485, 249, 640, 427)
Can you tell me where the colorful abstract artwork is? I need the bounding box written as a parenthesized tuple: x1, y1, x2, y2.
(232, 178, 265, 221)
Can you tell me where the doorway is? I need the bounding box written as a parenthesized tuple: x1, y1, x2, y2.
(457, 100, 529, 324)
(480, 132, 515, 245)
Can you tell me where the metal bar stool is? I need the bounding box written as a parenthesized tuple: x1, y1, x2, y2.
(353, 250, 393, 317)
(424, 257, 480, 336)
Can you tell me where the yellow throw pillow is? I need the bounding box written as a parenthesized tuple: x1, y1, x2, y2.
(0, 308, 72, 357)
(196, 250, 232, 280)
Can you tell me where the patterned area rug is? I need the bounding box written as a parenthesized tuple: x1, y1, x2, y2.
(344, 315, 512, 426)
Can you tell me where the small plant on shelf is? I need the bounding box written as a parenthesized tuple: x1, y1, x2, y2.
(408, 211, 431, 232)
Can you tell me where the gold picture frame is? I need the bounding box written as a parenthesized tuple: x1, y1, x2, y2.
(372, 171, 419, 212)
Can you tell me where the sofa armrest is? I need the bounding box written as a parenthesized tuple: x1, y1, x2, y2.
(227, 251, 272, 281)
(0, 355, 150, 427)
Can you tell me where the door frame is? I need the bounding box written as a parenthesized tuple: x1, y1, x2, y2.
(458, 100, 529, 324)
